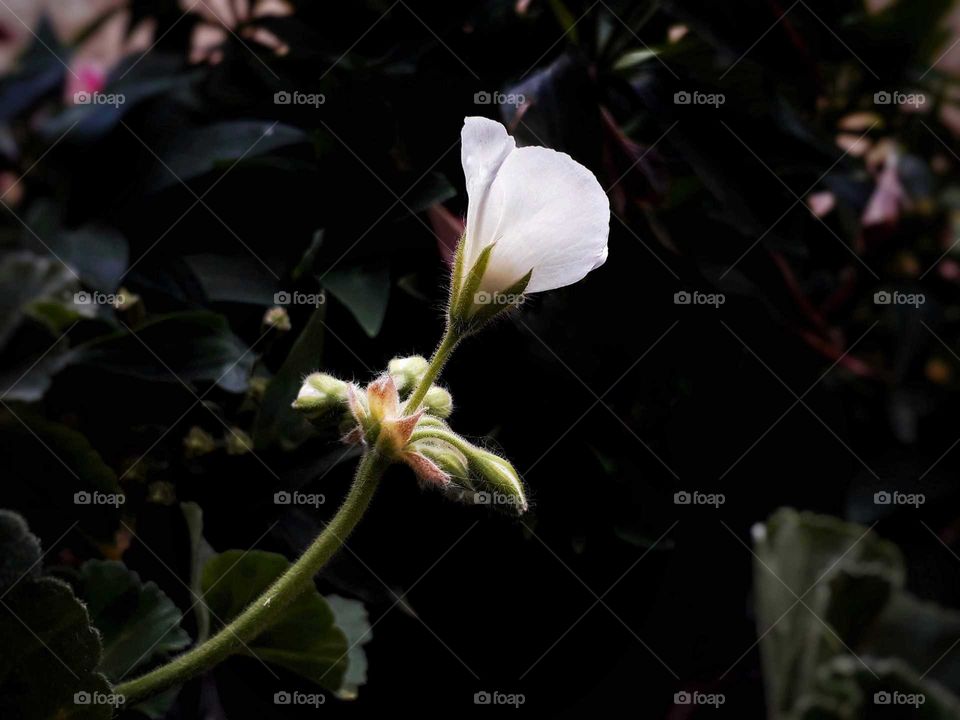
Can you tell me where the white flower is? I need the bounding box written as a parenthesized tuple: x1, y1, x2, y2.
(458, 116, 610, 297)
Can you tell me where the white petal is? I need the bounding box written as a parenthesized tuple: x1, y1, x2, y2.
(296, 383, 323, 402)
(460, 117, 516, 273)
(476, 145, 610, 293)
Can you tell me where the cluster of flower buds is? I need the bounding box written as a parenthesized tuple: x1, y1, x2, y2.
(291, 356, 526, 513)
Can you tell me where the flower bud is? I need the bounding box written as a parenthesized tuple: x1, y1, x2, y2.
(422, 385, 453, 418)
(468, 450, 527, 513)
(292, 372, 349, 418)
(183, 426, 216, 458)
(263, 306, 292, 332)
(225, 427, 253, 455)
(409, 438, 468, 479)
(388, 355, 429, 394)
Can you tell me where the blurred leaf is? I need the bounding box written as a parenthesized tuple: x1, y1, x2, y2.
(51, 226, 128, 293)
(0, 18, 64, 123)
(401, 171, 456, 213)
(42, 73, 194, 143)
(181, 501, 213, 643)
(548, 0, 580, 44)
(0, 411, 121, 541)
(0, 251, 77, 350)
(325, 595, 371, 700)
(320, 264, 389, 338)
(77, 559, 191, 681)
(753, 508, 905, 718)
(70, 312, 254, 393)
(146, 121, 309, 192)
(201, 550, 353, 694)
(185, 254, 278, 305)
(862, 592, 960, 690)
(254, 305, 326, 450)
(796, 656, 960, 719)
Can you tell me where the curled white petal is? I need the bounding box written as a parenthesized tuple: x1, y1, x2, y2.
(459, 116, 610, 294)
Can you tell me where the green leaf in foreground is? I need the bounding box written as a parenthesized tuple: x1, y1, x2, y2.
(201, 550, 364, 695)
(0, 510, 113, 720)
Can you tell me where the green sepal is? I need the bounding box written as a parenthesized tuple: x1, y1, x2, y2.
(469, 268, 532, 327)
(449, 243, 495, 327)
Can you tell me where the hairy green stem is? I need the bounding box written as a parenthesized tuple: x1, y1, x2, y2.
(404, 325, 460, 411)
(115, 450, 388, 706)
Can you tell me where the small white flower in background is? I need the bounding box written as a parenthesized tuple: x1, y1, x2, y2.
(450, 116, 610, 325)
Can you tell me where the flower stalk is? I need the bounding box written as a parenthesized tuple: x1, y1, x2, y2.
(114, 450, 389, 706)
(403, 324, 460, 412)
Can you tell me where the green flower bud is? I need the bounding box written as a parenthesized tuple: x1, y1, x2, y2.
(184, 426, 217, 457)
(225, 427, 254, 455)
(407, 421, 528, 512)
(409, 438, 468, 479)
(263, 306, 292, 332)
(468, 450, 527, 513)
(422, 385, 453, 418)
(387, 355, 429, 394)
(292, 372, 349, 418)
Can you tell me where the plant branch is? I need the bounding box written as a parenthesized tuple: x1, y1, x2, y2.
(114, 450, 389, 706)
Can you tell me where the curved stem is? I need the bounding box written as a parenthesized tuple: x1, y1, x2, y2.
(115, 450, 389, 706)
(404, 325, 460, 411)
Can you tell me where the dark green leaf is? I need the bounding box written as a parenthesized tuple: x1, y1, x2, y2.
(0, 412, 121, 541)
(185, 254, 278, 305)
(201, 550, 352, 693)
(0, 512, 113, 720)
(0, 509, 42, 595)
(69, 311, 254, 393)
(77, 560, 191, 681)
(752, 509, 904, 718)
(146, 121, 309, 192)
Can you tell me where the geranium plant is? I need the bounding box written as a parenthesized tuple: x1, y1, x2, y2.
(114, 116, 610, 705)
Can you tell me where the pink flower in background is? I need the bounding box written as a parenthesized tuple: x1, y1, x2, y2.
(65, 61, 106, 103)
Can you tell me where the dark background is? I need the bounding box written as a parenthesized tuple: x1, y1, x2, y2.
(1, 0, 960, 717)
